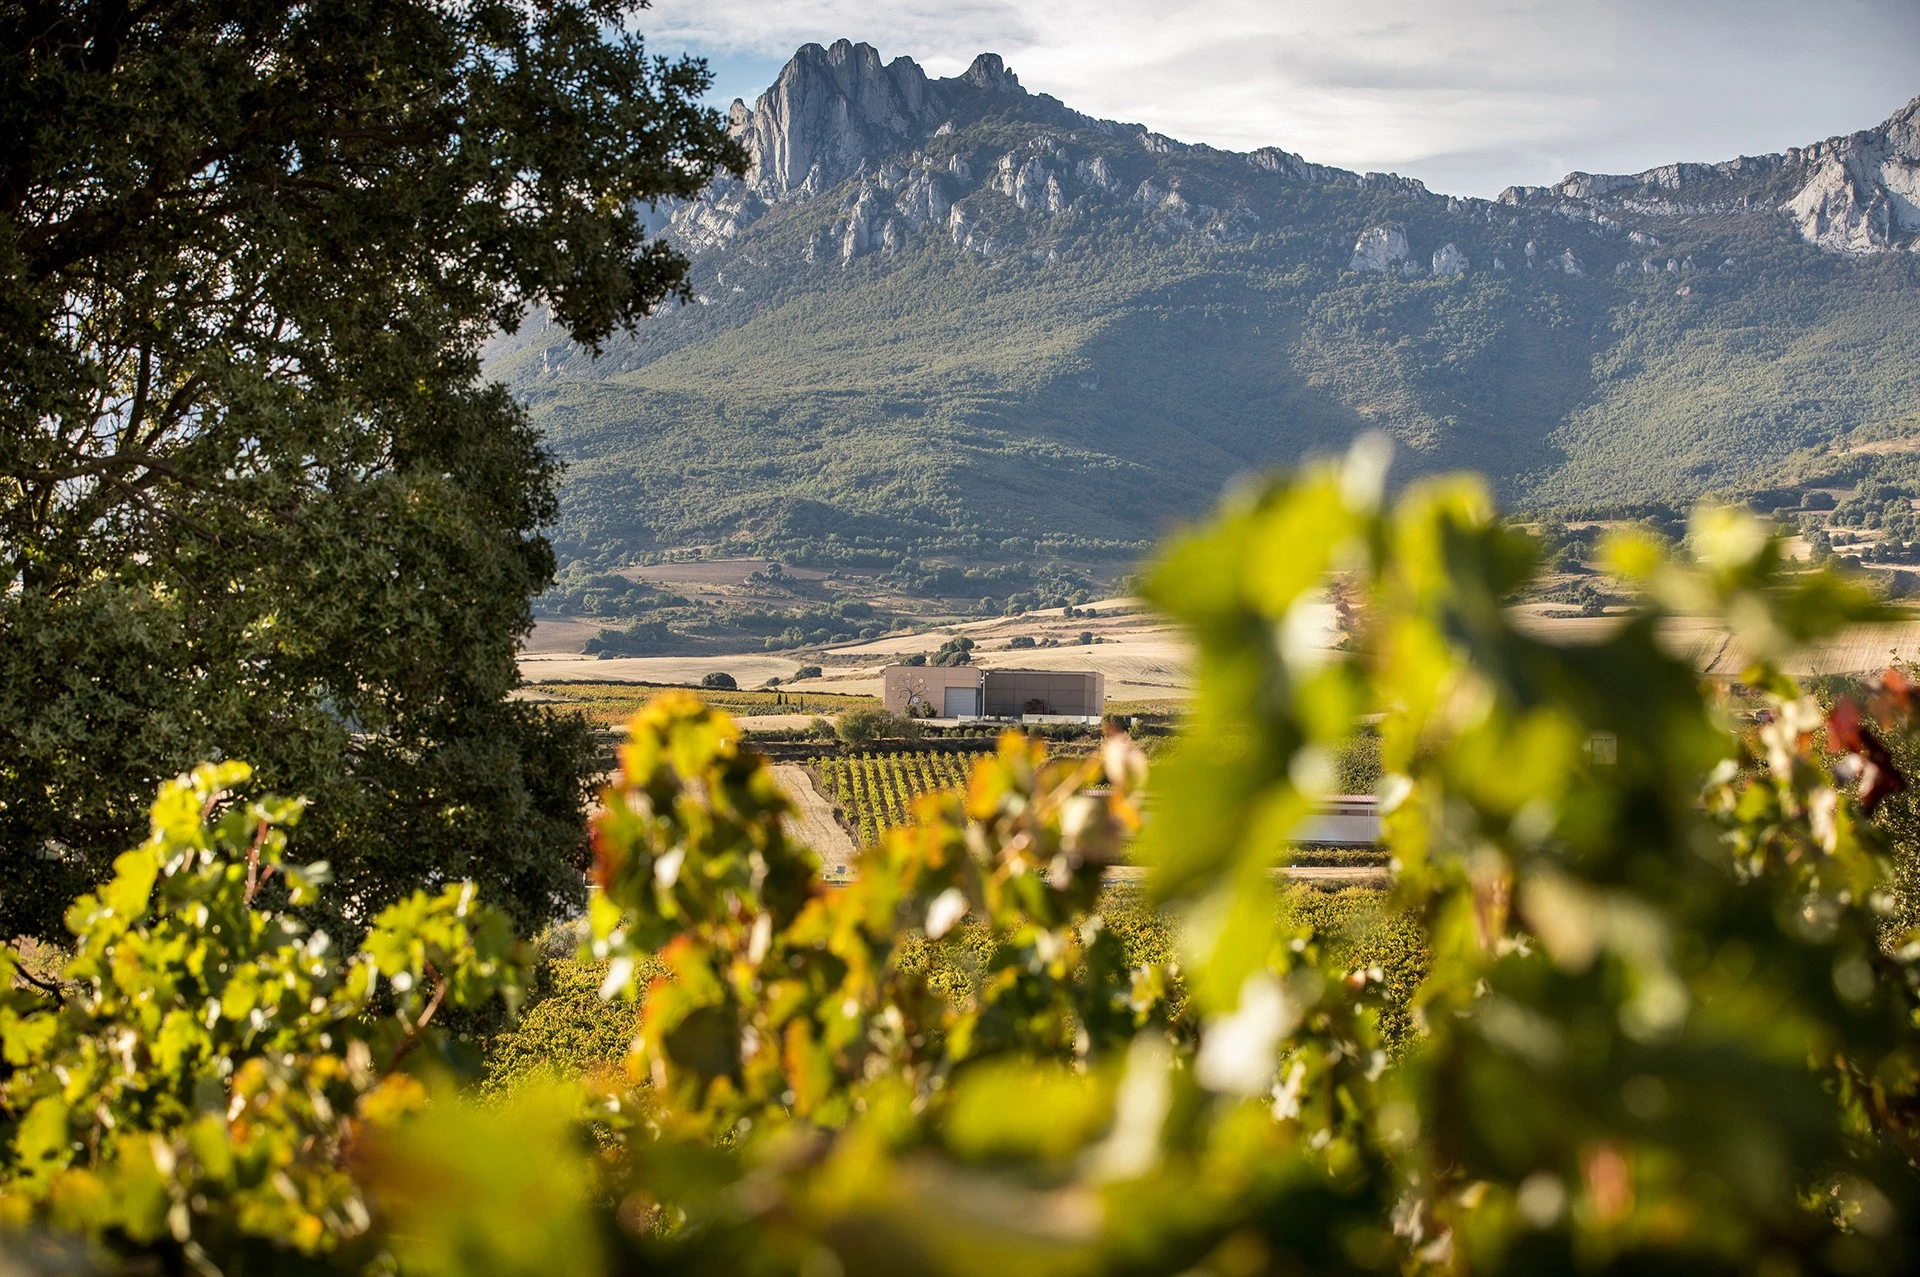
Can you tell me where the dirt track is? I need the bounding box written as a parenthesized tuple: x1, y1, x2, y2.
(771, 764, 856, 872)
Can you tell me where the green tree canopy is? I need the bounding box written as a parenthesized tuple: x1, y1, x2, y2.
(0, 0, 746, 939)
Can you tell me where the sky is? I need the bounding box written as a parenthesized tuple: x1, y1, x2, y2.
(637, 0, 1920, 199)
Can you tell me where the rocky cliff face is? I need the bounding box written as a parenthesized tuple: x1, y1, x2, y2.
(666, 43, 1041, 255)
(1502, 96, 1920, 255)
(740, 40, 950, 200)
(663, 41, 1918, 272)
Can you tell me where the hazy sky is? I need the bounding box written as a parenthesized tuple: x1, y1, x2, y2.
(640, 0, 1920, 199)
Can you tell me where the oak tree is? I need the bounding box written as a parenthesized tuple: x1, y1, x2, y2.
(0, 0, 746, 938)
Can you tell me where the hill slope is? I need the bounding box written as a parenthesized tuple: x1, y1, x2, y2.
(483, 40, 1920, 564)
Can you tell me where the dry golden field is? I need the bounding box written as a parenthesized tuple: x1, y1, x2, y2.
(522, 595, 1920, 701)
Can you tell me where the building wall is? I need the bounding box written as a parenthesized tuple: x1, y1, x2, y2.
(881, 665, 981, 715)
(981, 669, 1104, 718)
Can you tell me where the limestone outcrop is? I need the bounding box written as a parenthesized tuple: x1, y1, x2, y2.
(661, 39, 1919, 269)
(739, 40, 946, 202)
(1432, 243, 1469, 277)
(1502, 94, 1920, 255)
(1351, 225, 1411, 272)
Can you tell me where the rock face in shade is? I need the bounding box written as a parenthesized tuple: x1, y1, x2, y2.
(668, 42, 1043, 255)
(738, 40, 948, 201)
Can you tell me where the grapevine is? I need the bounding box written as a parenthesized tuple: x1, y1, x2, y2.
(823, 749, 985, 842)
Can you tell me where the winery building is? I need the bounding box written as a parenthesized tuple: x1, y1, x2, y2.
(881, 665, 1105, 723)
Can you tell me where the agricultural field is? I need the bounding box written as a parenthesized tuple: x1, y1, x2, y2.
(813, 751, 972, 847)
(522, 680, 879, 730)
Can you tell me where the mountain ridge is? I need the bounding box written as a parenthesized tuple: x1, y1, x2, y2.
(486, 41, 1920, 567)
(681, 38, 1920, 262)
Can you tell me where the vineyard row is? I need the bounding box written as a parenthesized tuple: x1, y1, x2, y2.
(812, 751, 972, 847)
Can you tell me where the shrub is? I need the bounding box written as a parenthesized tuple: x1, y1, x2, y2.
(700, 671, 738, 690)
(1078, 630, 1095, 644)
(794, 664, 824, 679)
(930, 635, 975, 666)
(835, 706, 920, 746)
(1333, 732, 1383, 794)
(1007, 635, 1037, 649)
(0, 763, 526, 1262)
(583, 620, 672, 657)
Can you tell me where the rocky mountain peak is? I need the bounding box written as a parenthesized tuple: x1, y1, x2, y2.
(958, 53, 1023, 94)
(1883, 93, 1920, 155)
(720, 44, 1036, 206)
(733, 40, 945, 201)
(666, 40, 1919, 268)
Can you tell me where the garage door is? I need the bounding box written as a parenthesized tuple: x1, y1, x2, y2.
(942, 686, 979, 717)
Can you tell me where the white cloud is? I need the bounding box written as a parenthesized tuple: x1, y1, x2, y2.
(641, 0, 1920, 198)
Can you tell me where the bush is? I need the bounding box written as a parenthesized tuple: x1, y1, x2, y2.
(700, 671, 738, 690)
(1007, 635, 1037, 649)
(835, 706, 920, 746)
(1333, 733, 1383, 794)
(930, 635, 975, 666)
(583, 620, 672, 657)
(794, 664, 824, 679)
(1078, 630, 1095, 644)
(0, 763, 526, 1261)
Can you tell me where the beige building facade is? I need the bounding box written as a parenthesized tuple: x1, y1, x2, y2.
(881, 665, 1105, 722)
(882, 665, 985, 718)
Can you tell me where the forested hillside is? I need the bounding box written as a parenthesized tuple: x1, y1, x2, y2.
(483, 40, 1920, 565)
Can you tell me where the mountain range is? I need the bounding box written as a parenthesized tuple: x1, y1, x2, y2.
(482, 40, 1920, 566)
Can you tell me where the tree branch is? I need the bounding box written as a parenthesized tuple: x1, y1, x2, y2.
(242, 818, 275, 906)
(386, 961, 448, 1068)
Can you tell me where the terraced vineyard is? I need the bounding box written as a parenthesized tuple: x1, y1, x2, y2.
(813, 751, 972, 847)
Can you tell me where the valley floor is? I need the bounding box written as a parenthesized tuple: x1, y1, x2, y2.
(522, 598, 1920, 700)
